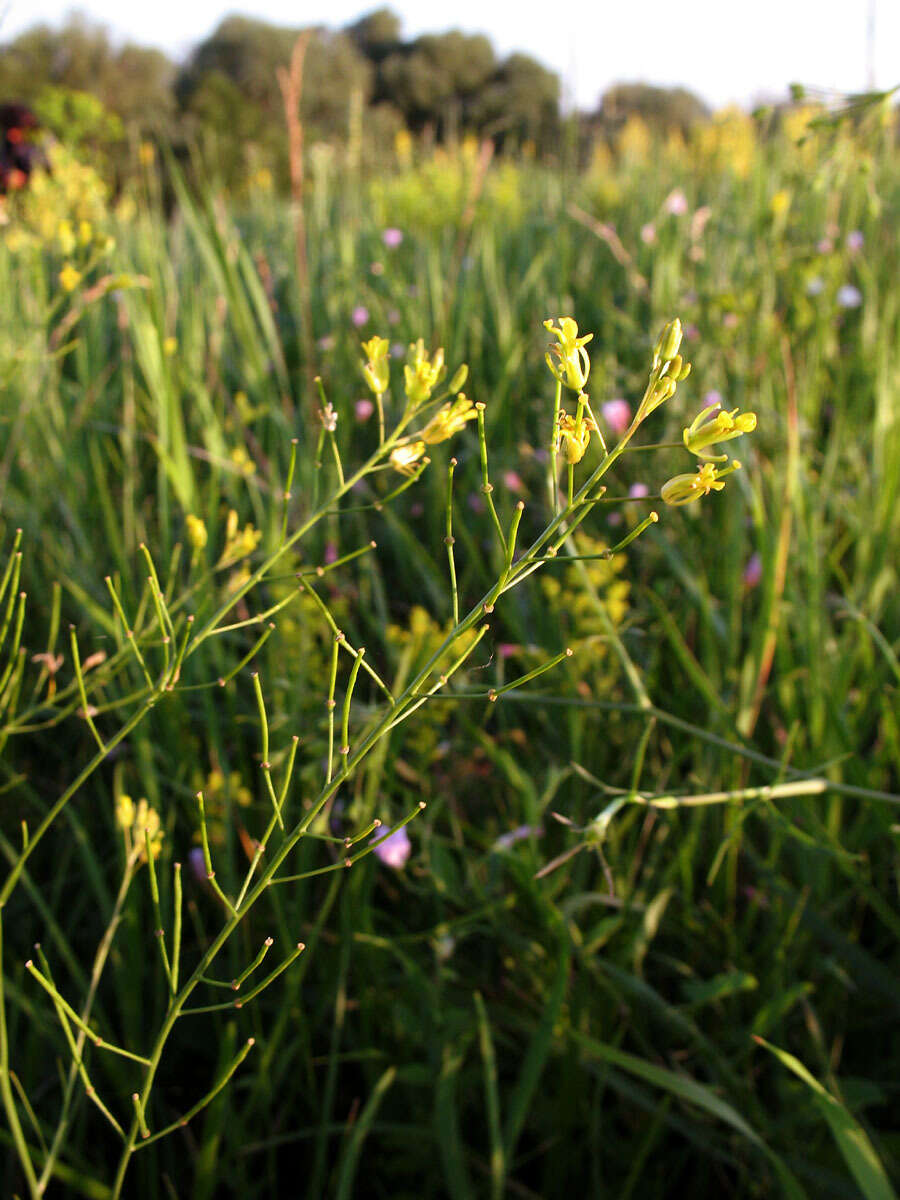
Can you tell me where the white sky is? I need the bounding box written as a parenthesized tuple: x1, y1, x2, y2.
(1, 0, 897, 111)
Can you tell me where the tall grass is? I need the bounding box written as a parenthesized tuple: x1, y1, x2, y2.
(0, 106, 898, 1197)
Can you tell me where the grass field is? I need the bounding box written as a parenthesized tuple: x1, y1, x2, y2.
(0, 106, 899, 1198)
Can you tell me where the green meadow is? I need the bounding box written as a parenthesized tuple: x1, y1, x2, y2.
(1, 104, 899, 1198)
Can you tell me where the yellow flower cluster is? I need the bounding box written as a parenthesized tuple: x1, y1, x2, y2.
(115, 794, 164, 862)
(404, 339, 446, 407)
(692, 107, 757, 178)
(370, 153, 523, 235)
(218, 509, 262, 566)
(4, 143, 111, 255)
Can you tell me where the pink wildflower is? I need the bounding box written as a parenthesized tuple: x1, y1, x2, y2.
(664, 188, 688, 216)
(602, 399, 631, 437)
(374, 826, 411, 869)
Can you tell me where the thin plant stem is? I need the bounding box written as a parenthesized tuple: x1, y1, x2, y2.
(446, 457, 459, 624)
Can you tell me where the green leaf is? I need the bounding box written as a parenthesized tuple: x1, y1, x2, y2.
(756, 1038, 897, 1200)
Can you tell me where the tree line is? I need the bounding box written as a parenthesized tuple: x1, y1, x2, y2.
(0, 7, 712, 184)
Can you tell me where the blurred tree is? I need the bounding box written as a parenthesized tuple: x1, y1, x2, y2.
(176, 17, 372, 144)
(0, 16, 175, 135)
(378, 31, 496, 137)
(346, 8, 403, 63)
(596, 82, 710, 137)
(471, 53, 561, 148)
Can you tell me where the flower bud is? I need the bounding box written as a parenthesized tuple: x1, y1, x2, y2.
(448, 363, 468, 394)
(653, 318, 683, 367)
(186, 515, 208, 550)
(361, 335, 390, 397)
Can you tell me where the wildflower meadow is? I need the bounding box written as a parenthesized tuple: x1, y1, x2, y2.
(0, 76, 898, 1200)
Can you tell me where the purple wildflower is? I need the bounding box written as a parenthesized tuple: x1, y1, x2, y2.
(355, 398, 374, 421)
(351, 305, 369, 328)
(837, 284, 862, 309)
(382, 228, 403, 248)
(188, 847, 206, 882)
(743, 552, 763, 589)
(493, 824, 541, 851)
(846, 230, 864, 252)
(374, 826, 411, 869)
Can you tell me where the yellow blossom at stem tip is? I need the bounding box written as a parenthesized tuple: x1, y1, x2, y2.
(661, 460, 741, 506)
(556, 411, 598, 465)
(544, 317, 592, 391)
(186, 515, 208, 551)
(219, 509, 262, 564)
(420, 395, 477, 444)
(389, 440, 427, 475)
(361, 335, 390, 396)
(58, 263, 82, 292)
(404, 339, 445, 408)
(683, 404, 757, 461)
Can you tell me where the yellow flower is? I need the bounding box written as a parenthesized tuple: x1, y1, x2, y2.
(770, 189, 791, 217)
(556, 411, 598, 465)
(389, 441, 427, 475)
(58, 263, 82, 292)
(163, 336, 177, 357)
(219, 509, 262, 564)
(420, 395, 477, 444)
(544, 317, 592, 392)
(139, 141, 156, 167)
(661, 460, 741, 506)
(57, 219, 76, 255)
(683, 404, 757, 461)
(116, 793, 164, 861)
(115, 793, 135, 830)
(404, 340, 445, 407)
(133, 799, 164, 861)
(186, 514, 208, 550)
(361, 335, 390, 396)
(230, 446, 256, 477)
(78, 219, 93, 246)
(205, 768, 252, 808)
(394, 128, 413, 164)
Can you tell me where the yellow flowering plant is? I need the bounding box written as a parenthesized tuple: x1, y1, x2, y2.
(0, 307, 763, 1199)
